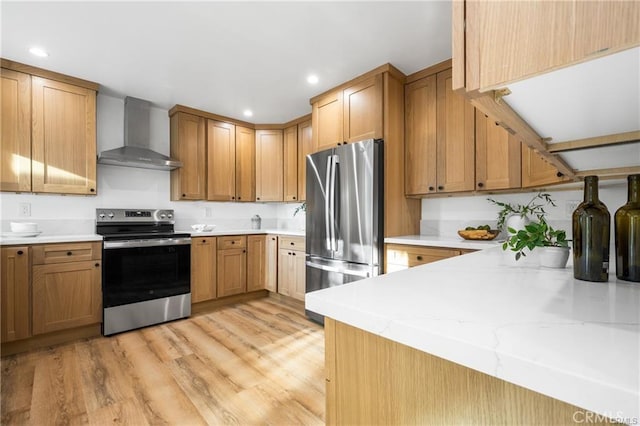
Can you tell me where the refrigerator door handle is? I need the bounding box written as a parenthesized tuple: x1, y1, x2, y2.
(329, 154, 338, 252)
(306, 260, 371, 278)
(324, 155, 333, 251)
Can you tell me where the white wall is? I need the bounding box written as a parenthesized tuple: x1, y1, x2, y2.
(0, 93, 302, 234)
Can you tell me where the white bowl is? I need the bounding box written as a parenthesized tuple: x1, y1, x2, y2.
(191, 224, 216, 232)
(10, 222, 38, 233)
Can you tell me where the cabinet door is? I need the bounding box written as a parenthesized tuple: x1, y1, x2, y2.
(313, 90, 343, 152)
(343, 74, 383, 143)
(255, 129, 284, 202)
(1, 69, 31, 192)
(32, 260, 101, 335)
(1, 247, 31, 342)
(291, 250, 306, 301)
(283, 125, 298, 201)
(475, 111, 521, 191)
(277, 248, 293, 297)
(385, 244, 461, 273)
(265, 235, 278, 292)
(405, 75, 437, 195)
(31, 77, 97, 195)
(216, 248, 247, 297)
(521, 146, 568, 188)
(247, 235, 266, 292)
(171, 112, 206, 200)
(297, 119, 313, 201)
(436, 69, 475, 193)
(207, 119, 236, 201)
(235, 125, 256, 202)
(191, 237, 216, 303)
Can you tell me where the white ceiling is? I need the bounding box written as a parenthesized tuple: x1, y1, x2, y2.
(1, 1, 452, 123)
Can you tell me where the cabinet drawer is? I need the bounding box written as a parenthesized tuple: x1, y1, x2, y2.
(32, 242, 102, 265)
(279, 236, 305, 251)
(386, 244, 461, 270)
(192, 236, 216, 246)
(217, 235, 246, 250)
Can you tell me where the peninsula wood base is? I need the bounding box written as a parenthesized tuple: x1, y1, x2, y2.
(324, 319, 615, 425)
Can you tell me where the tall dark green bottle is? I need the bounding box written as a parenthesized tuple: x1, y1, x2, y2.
(615, 174, 640, 282)
(573, 176, 610, 282)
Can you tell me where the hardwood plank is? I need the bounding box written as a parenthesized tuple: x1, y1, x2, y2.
(0, 353, 35, 424)
(86, 398, 150, 426)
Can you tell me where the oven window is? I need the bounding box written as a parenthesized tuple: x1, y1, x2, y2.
(103, 244, 190, 307)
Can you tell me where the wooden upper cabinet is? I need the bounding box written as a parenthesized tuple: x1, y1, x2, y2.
(343, 74, 383, 143)
(191, 237, 217, 303)
(255, 129, 284, 202)
(436, 69, 475, 193)
(313, 90, 343, 152)
(206, 119, 236, 201)
(405, 74, 437, 195)
(475, 111, 521, 191)
(1, 69, 31, 192)
(235, 125, 256, 202)
(283, 125, 298, 201)
(31, 77, 97, 195)
(247, 235, 266, 292)
(170, 112, 206, 200)
(1, 246, 31, 343)
(458, 1, 640, 92)
(297, 119, 313, 201)
(522, 146, 569, 188)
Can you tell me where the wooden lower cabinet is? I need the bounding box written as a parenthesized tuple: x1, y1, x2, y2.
(265, 235, 278, 292)
(247, 235, 266, 292)
(32, 259, 101, 335)
(217, 236, 247, 297)
(1, 246, 31, 342)
(385, 244, 464, 273)
(277, 246, 306, 301)
(191, 237, 217, 303)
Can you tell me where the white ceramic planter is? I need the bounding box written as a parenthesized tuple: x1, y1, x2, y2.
(505, 214, 530, 232)
(538, 246, 570, 268)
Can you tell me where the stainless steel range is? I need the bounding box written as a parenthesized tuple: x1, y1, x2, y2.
(96, 209, 191, 335)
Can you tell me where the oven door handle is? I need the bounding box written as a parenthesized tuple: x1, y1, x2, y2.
(103, 237, 192, 249)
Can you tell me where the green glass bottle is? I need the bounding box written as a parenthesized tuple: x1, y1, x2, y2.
(573, 175, 610, 282)
(615, 174, 640, 282)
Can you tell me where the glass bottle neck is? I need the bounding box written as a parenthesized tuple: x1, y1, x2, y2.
(628, 175, 640, 203)
(583, 176, 600, 203)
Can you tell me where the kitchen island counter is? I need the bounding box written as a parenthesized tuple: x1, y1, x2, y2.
(306, 247, 640, 423)
(180, 228, 305, 237)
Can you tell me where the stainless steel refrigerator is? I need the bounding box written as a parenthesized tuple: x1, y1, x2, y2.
(305, 139, 383, 323)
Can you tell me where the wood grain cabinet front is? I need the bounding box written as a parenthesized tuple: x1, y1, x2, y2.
(170, 112, 206, 200)
(475, 111, 522, 191)
(191, 237, 217, 303)
(297, 119, 313, 201)
(265, 235, 278, 292)
(247, 235, 266, 292)
(1, 65, 98, 195)
(385, 244, 464, 273)
(217, 236, 247, 298)
(312, 90, 343, 152)
(521, 146, 569, 188)
(283, 125, 298, 202)
(277, 236, 306, 301)
(255, 129, 284, 202)
(1, 246, 31, 343)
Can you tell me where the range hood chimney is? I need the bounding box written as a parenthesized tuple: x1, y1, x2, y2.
(98, 96, 182, 170)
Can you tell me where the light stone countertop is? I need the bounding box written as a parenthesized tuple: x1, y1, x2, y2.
(384, 234, 502, 251)
(306, 247, 640, 422)
(179, 228, 305, 237)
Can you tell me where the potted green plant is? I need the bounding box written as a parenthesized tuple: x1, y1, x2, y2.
(502, 218, 570, 267)
(293, 202, 306, 217)
(488, 192, 557, 232)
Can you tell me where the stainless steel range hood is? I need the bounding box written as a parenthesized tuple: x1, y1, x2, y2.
(98, 97, 182, 170)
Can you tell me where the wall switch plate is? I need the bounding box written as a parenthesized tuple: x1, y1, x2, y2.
(205, 207, 213, 217)
(19, 202, 31, 217)
(565, 200, 580, 217)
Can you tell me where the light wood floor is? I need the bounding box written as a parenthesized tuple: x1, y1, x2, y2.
(1, 297, 326, 425)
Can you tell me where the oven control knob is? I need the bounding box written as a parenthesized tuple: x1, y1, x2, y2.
(167, 213, 173, 219)
(160, 214, 166, 219)
(108, 212, 114, 219)
(99, 213, 106, 219)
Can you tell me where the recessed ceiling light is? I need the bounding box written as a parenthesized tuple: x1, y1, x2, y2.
(307, 74, 319, 85)
(243, 109, 253, 117)
(29, 47, 49, 57)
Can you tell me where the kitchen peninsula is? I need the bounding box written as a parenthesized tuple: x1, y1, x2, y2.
(306, 248, 640, 425)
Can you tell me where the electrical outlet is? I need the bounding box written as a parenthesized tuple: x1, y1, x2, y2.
(565, 200, 580, 217)
(19, 202, 31, 217)
(205, 207, 213, 217)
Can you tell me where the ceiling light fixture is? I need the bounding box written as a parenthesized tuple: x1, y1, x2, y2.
(29, 46, 49, 57)
(243, 109, 253, 117)
(307, 74, 319, 85)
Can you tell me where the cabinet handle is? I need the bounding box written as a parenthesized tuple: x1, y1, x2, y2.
(272, 237, 276, 240)
(238, 196, 241, 200)
(182, 193, 186, 197)
(292, 252, 296, 256)
(290, 242, 294, 245)
(231, 241, 235, 244)
(428, 186, 435, 191)
(337, 142, 341, 146)
(557, 172, 564, 178)
(477, 182, 484, 188)
(90, 188, 95, 193)
(257, 197, 260, 200)
(232, 196, 235, 200)
(67, 251, 73, 256)
(293, 196, 296, 200)
(17, 250, 23, 255)
(438, 186, 444, 191)
(202, 239, 206, 243)
(95, 263, 100, 267)
(343, 141, 347, 144)
(417, 256, 423, 261)
(243, 250, 246, 253)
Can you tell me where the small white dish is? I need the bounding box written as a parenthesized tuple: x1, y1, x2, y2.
(191, 224, 216, 232)
(1, 231, 42, 238)
(10, 222, 38, 233)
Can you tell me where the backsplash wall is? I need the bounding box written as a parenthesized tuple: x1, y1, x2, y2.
(0, 93, 302, 234)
